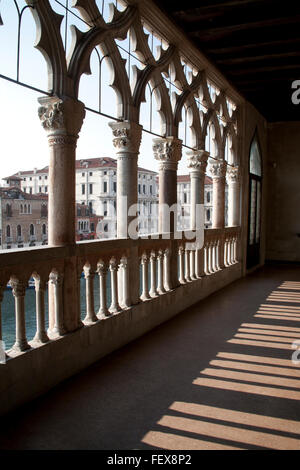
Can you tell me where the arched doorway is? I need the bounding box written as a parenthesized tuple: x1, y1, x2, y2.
(247, 132, 262, 269)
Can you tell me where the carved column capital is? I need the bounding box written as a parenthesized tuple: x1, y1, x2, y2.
(109, 121, 142, 154)
(38, 96, 85, 140)
(226, 165, 240, 184)
(209, 159, 227, 179)
(83, 265, 95, 280)
(187, 149, 209, 175)
(153, 137, 182, 171)
(49, 271, 63, 286)
(11, 279, 26, 298)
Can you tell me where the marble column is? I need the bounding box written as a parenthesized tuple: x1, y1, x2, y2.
(209, 159, 227, 229)
(38, 96, 85, 246)
(187, 150, 209, 278)
(109, 121, 142, 239)
(227, 166, 240, 227)
(153, 137, 182, 234)
(38, 96, 85, 333)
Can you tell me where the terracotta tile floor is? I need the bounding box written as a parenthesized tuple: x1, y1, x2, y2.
(0, 264, 300, 450)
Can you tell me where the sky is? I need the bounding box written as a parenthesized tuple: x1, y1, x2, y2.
(0, 0, 192, 181)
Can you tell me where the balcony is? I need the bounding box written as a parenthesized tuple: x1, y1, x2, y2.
(0, 227, 241, 416)
(0, 263, 299, 450)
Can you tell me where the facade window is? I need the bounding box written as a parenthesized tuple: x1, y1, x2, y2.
(24, 204, 27, 214)
(39, 176, 42, 180)
(113, 182, 117, 192)
(39, 186, 42, 192)
(183, 193, 187, 204)
(6, 225, 11, 238)
(143, 185, 146, 194)
(90, 222, 95, 232)
(29, 177, 32, 181)
(89, 172, 93, 176)
(24, 178, 26, 181)
(89, 201, 93, 213)
(82, 184, 85, 195)
(28, 204, 31, 213)
(41, 204, 47, 218)
(42, 224, 46, 235)
(207, 209, 210, 221)
(20, 204, 23, 214)
(45, 186, 48, 193)
(103, 181, 107, 193)
(82, 172, 85, 177)
(45, 176, 47, 180)
(104, 171, 107, 175)
(150, 185, 152, 194)
(89, 183, 93, 194)
(23, 188, 26, 193)
(138, 184, 141, 194)
(6, 204, 12, 217)
(29, 187, 32, 194)
(207, 192, 210, 203)
(103, 201, 107, 216)
(17, 225, 22, 238)
(104, 223, 108, 232)
(30, 224, 35, 236)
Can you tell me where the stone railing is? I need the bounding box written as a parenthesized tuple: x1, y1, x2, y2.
(0, 228, 240, 360)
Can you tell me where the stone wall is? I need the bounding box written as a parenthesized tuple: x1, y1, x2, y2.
(266, 122, 300, 262)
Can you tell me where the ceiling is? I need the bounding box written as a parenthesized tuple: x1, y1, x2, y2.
(154, 0, 300, 121)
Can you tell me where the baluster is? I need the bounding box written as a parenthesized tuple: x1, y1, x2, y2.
(109, 257, 120, 313)
(178, 246, 185, 284)
(228, 237, 232, 266)
(49, 272, 65, 336)
(215, 241, 220, 270)
(120, 257, 130, 308)
(204, 244, 208, 275)
(224, 239, 228, 267)
(83, 265, 97, 323)
(164, 249, 172, 291)
(141, 253, 151, 301)
(149, 251, 158, 297)
(211, 243, 214, 272)
(190, 248, 196, 280)
(233, 237, 237, 263)
(157, 250, 166, 295)
(185, 247, 191, 281)
(11, 279, 30, 351)
(207, 243, 212, 274)
(97, 261, 109, 317)
(33, 276, 49, 343)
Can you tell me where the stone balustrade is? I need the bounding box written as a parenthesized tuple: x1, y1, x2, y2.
(0, 229, 240, 360)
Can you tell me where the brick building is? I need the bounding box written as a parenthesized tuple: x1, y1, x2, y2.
(0, 187, 48, 250)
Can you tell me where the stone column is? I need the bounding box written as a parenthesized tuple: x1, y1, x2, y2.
(38, 96, 85, 333)
(187, 150, 209, 278)
(209, 159, 227, 229)
(153, 137, 181, 290)
(38, 96, 85, 246)
(226, 166, 240, 227)
(109, 121, 142, 239)
(153, 137, 182, 234)
(187, 150, 209, 230)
